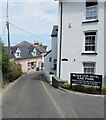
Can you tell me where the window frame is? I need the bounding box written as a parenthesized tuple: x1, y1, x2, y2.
(84, 1, 98, 21)
(16, 52, 20, 57)
(83, 30, 97, 53)
(82, 62, 96, 74)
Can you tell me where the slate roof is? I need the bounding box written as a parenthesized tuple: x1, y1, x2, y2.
(51, 26, 58, 37)
(3, 41, 47, 60)
(15, 41, 33, 47)
(35, 45, 47, 53)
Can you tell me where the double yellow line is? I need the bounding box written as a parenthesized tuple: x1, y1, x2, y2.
(41, 81, 64, 118)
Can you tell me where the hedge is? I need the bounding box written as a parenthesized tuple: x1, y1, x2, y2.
(101, 85, 106, 94)
(8, 61, 22, 82)
(73, 85, 86, 92)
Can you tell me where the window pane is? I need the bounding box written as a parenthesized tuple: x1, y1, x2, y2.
(86, 5, 97, 20)
(84, 32, 96, 51)
(83, 63, 95, 74)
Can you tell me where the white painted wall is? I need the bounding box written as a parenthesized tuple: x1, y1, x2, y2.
(57, 2, 62, 77)
(51, 36, 58, 75)
(104, 1, 106, 85)
(44, 51, 52, 75)
(57, 2, 105, 84)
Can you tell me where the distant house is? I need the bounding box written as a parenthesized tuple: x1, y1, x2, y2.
(55, 0, 105, 85)
(4, 41, 47, 73)
(44, 26, 58, 80)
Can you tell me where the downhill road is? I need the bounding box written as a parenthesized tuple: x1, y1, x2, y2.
(2, 72, 104, 118)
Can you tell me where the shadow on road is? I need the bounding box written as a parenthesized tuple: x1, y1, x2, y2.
(38, 73, 49, 84)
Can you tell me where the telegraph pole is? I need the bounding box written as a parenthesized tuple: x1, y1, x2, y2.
(6, 0, 11, 57)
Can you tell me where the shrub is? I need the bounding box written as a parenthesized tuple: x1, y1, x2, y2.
(73, 84, 86, 92)
(101, 85, 106, 94)
(86, 87, 97, 92)
(8, 61, 22, 82)
(2, 50, 10, 82)
(62, 83, 70, 89)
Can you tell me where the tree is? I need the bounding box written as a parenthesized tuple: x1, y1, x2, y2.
(2, 41, 10, 83)
(1, 39, 22, 84)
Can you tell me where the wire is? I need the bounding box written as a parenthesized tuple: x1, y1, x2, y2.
(9, 22, 49, 41)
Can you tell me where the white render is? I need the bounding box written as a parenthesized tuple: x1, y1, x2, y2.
(44, 26, 58, 80)
(44, 51, 52, 76)
(51, 36, 58, 75)
(104, 1, 106, 85)
(56, 1, 105, 84)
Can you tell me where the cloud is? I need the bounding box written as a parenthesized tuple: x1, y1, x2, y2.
(1, 1, 58, 50)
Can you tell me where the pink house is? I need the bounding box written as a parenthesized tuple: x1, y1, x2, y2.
(4, 41, 47, 73)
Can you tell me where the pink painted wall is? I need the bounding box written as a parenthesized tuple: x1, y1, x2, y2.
(15, 57, 42, 73)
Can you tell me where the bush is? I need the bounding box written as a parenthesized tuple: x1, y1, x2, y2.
(62, 83, 70, 89)
(2, 51, 10, 82)
(86, 87, 97, 92)
(102, 85, 106, 94)
(8, 61, 22, 82)
(73, 84, 86, 92)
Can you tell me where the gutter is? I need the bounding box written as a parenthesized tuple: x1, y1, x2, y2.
(59, 2, 63, 78)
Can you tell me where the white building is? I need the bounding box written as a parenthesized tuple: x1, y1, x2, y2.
(56, 0, 106, 85)
(44, 26, 58, 80)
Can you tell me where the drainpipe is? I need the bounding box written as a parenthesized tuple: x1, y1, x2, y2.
(59, 1, 63, 78)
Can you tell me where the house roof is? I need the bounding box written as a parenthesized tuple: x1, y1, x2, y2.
(35, 45, 47, 53)
(4, 46, 42, 60)
(3, 41, 47, 60)
(16, 41, 47, 53)
(51, 26, 58, 37)
(15, 41, 33, 47)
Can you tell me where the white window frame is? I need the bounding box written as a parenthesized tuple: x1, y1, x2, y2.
(83, 62, 96, 74)
(31, 48, 37, 56)
(14, 48, 21, 58)
(16, 52, 20, 57)
(27, 61, 36, 70)
(83, 30, 97, 53)
(85, 1, 98, 21)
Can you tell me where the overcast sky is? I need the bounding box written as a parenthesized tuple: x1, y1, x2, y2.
(1, 0, 58, 50)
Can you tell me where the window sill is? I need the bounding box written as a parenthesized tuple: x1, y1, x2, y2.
(81, 52, 98, 55)
(82, 19, 99, 24)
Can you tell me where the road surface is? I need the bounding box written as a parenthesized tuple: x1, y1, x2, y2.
(2, 72, 104, 118)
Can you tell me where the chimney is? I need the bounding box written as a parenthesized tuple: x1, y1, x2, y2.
(34, 41, 39, 46)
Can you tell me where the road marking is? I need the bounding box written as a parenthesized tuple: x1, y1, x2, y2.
(41, 81, 64, 118)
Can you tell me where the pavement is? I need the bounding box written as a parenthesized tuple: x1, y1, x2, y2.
(1, 72, 105, 118)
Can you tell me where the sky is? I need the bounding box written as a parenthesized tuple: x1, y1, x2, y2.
(0, 0, 58, 50)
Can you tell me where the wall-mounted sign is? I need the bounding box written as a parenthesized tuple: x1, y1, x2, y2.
(70, 73, 102, 87)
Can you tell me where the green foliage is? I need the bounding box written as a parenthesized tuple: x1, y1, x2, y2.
(73, 84, 86, 92)
(1, 39, 22, 83)
(62, 82, 70, 89)
(102, 85, 106, 94)
(86, 87, 97, 92)
(2, 49, 10, 82)
(8, 61, 22, 82)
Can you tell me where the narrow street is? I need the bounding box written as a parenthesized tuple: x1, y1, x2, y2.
(2, 72, 104, 118)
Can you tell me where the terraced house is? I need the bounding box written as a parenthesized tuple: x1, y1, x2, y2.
(55, 0, 106, 85)
(4, 41, 47, 73)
